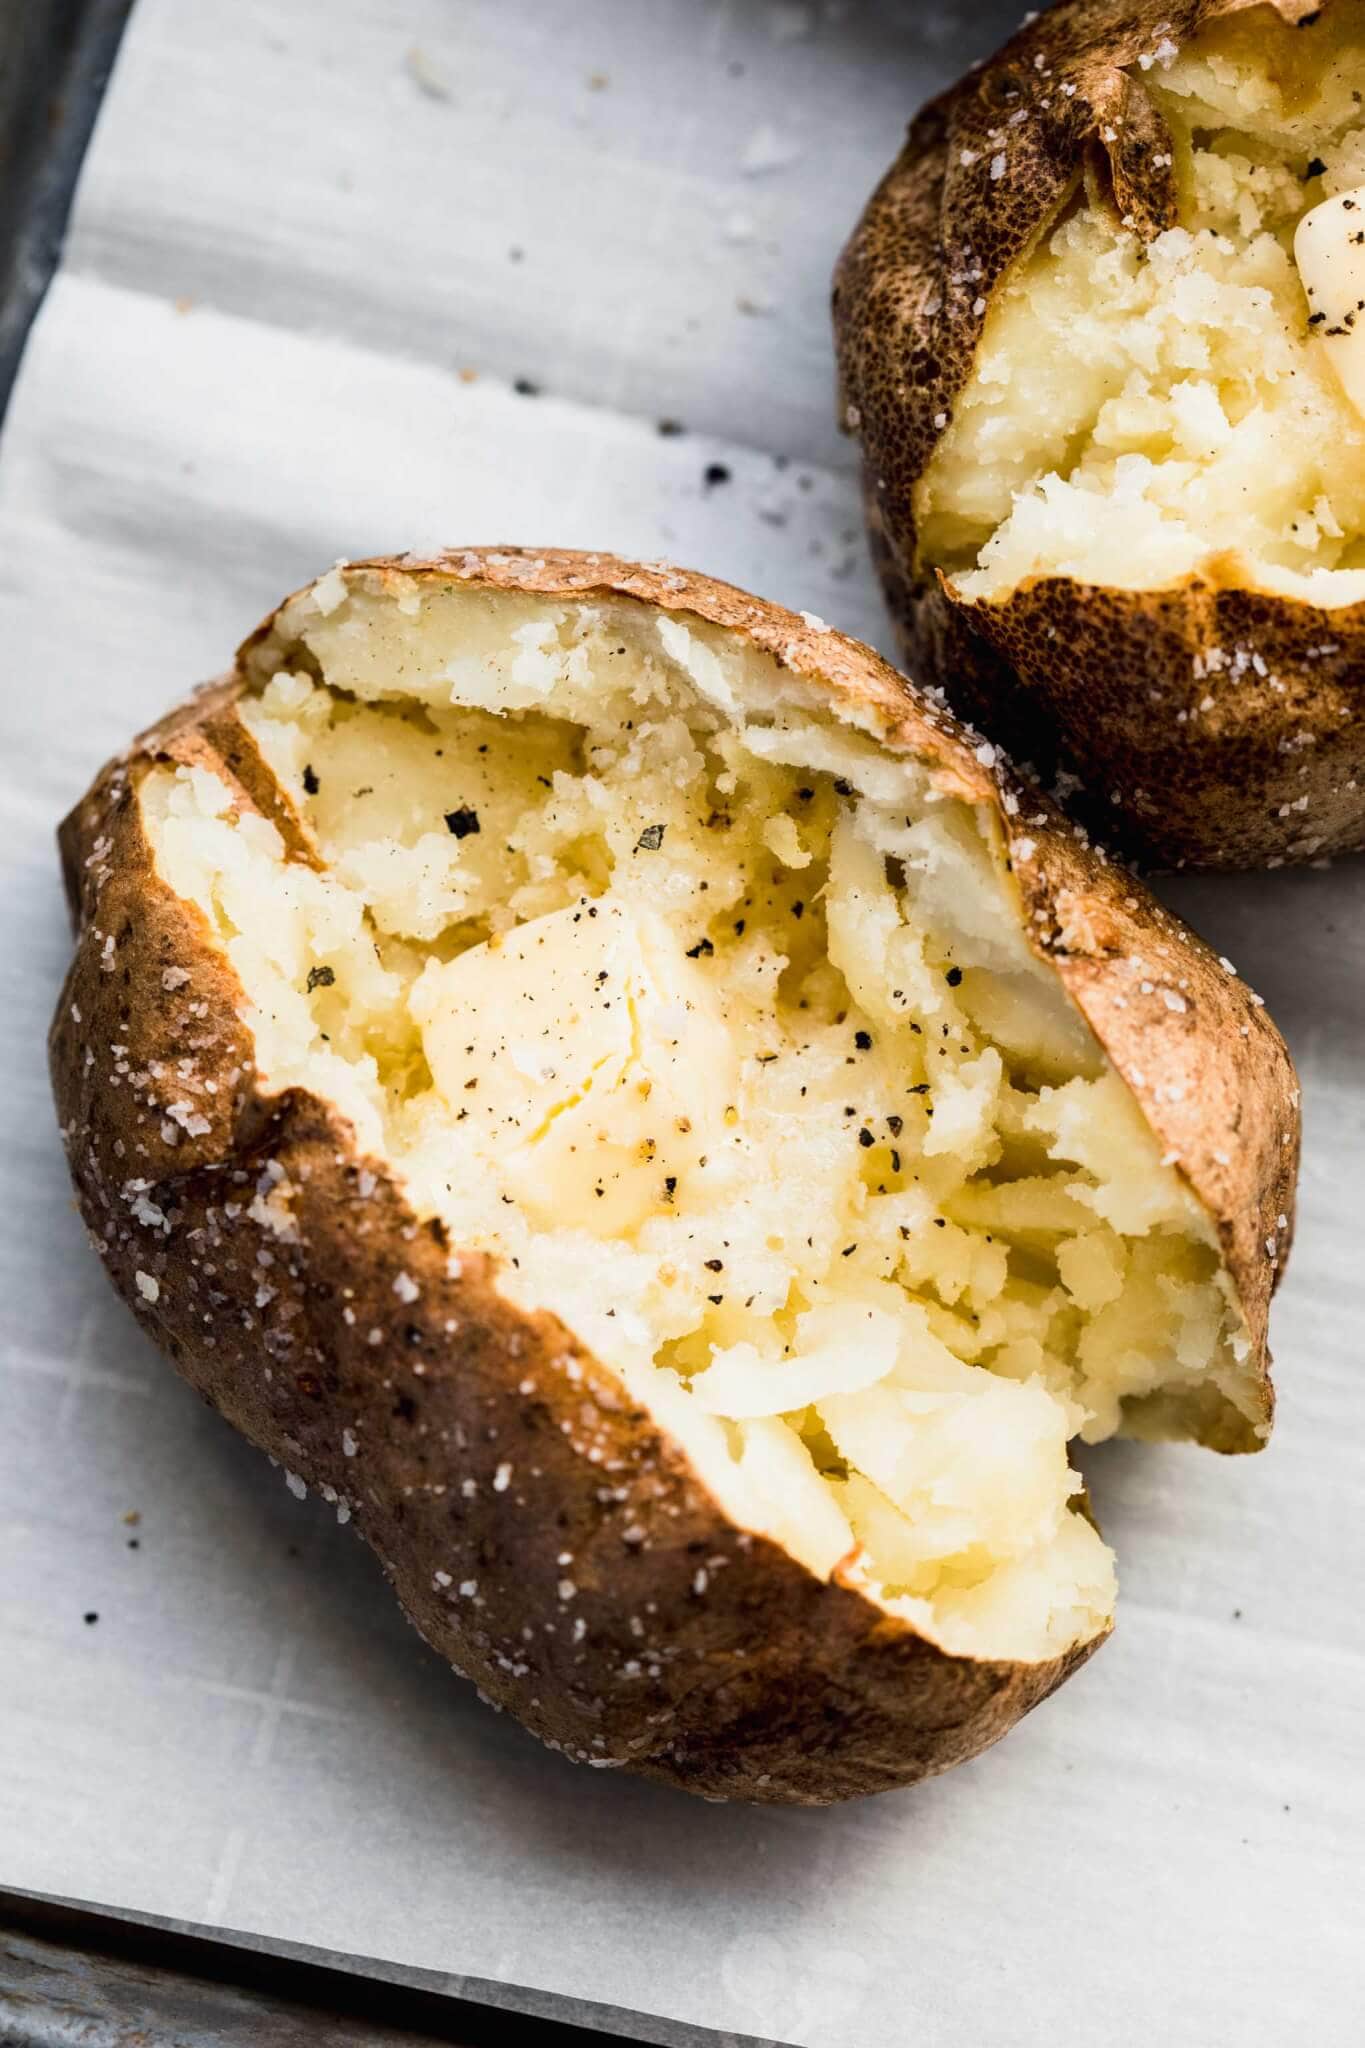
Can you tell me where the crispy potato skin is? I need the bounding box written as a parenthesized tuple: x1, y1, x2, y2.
(50, 550, 1297, 1803)
(834, 0, 1365, 871)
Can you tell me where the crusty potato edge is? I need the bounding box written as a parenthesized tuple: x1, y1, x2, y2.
(937, 569, 1365, 870)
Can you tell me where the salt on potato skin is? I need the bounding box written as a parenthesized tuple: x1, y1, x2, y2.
(835, 0, 1365, 870)
(50, 549, 1298, 1805)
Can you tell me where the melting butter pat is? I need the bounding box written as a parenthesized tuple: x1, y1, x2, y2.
(1296, 185, 1365, 418)
(412, 897, 736, 1234)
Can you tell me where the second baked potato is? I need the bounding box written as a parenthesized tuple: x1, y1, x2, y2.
(836, 0, 1365, 870)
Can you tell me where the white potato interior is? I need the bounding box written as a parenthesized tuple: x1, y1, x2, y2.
(919, 6, 1365, 605)
(141, 575, 1257, 1661)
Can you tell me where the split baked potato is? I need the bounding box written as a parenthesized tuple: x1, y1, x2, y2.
(835, 0, 1365, 870)
(51, 550, 1299, 1804)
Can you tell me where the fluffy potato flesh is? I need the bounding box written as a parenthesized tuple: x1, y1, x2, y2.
(919, 5, 1365, 605)
(140, 577, 1259, 1664)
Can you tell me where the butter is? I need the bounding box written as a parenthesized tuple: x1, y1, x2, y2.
(1296, 185, 1365, 418)
(414, 897, 735, 1235)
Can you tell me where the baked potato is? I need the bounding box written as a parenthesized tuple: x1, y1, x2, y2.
(51, 549, 1298, 1804)
(835, 0, 1365, 870)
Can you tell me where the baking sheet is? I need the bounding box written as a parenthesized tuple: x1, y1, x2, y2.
(0, 2, 1361, 2042)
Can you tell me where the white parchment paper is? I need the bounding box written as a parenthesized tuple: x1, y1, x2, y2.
(1, 3, 1361, 2041)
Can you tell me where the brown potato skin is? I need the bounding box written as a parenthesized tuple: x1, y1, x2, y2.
(834, 0, 1365, 871)
(50, 550, 1297, 1804)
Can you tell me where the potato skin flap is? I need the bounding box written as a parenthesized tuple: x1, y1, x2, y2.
(50, 549, 1299, 1803)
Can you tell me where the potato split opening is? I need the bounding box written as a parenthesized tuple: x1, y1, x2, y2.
(141, 571, 1259, 1663)
(919, 6, 1365, 607)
